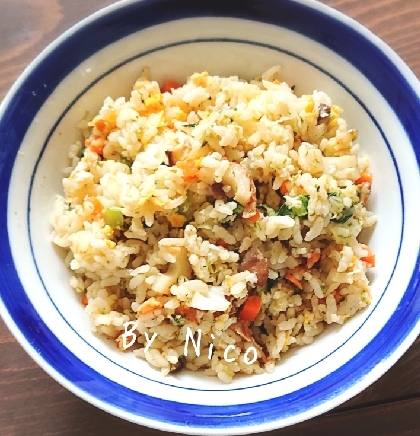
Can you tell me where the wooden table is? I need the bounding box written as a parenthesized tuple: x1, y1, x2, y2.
(0, 1, 419, 435)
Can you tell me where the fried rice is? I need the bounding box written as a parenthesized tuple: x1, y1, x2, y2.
(50, 66, 377, 382)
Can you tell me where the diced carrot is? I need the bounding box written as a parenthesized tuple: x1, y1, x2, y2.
(81, 296, 88, 306)
(85, 135, 105, 155)
(95, 119, 106, 133)
(307, 249, 321, 269)
(86, 197, 103, 216)
(94, 112, 117, 136)
(215, 238, 229, 249)
(361, 245, 375, 267)
(176, 160, 199, 181)
(138, 298, 163, 314)
(161, 80, 181, 93)
(287, 266, 307, 277)
(93, 198, 103, 215)
(239, 295, 262, 322)
(284, 272, 303, 290)
(280, 180, 289, 196)
(355, 173, 372, 184)
(333, 290, 345, 303)
(243, 209, 260, 224)
(184, 308, 198, 324)
(167, 214, 187, 228)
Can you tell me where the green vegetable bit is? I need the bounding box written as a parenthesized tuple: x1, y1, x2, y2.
(233, 202, 244, 215)
(120, 157, 133, 168)
(257, 204, 277, 216)
(332, 206, 355, 223)
(170, 314, 185, 325)
(255, 286, 267, 296)
(207, 261, 216, 274)
(104, 206, 124, 229)
(278, 195, 309, 218)
(178, 191, 193, 221)
(256, 278, 277, 295)
(327, 192, 339, 198)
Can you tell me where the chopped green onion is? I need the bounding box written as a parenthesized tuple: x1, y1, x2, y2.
(169, 314, 185, 325)
(178, 191, 193, 221)
(120, 157, 133, 168)
(332, 206, 355, 223)
(104, 206, 124, 229)
(278, 195, 309, 218)
(327, 192, 339, 198)
(233, 202, 244, 215)
(292, 195, 309, 217)
(278, 203, 293, 217)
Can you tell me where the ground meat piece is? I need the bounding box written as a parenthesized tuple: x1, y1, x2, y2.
(230, 320, 253, 342)
(165, 147, 185, 166)
(238, 246, 268, 287)
(317, 103, 331, 124)
(175, 305, 201, 324)
(211, 183, 226, 200)
(251, 339, 268, 363)
(169, 359, 184, 373)
(165, 150, 176, 166)
(231, 321, 269, 363)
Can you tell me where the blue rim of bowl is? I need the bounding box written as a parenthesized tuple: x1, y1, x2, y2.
(0, 0, 419, 432)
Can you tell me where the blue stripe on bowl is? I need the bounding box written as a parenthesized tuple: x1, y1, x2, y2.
(29, 38, 403, 392)
(1, 0, 419, 431)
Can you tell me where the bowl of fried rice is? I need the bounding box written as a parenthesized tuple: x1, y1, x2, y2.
(0, 0, 419, 434)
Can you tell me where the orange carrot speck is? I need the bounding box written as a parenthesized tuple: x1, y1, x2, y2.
(284, 272, 303, 290)
(355, 173, 372, 184)
(243, 209, 260, 224)
(161, 80, 181, 93)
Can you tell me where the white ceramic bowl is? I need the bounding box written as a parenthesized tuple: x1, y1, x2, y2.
(0, 0, 419, 434)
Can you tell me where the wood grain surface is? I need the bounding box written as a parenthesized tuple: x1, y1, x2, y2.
(0, 1, 419, 435)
